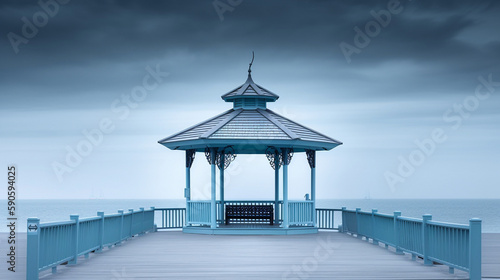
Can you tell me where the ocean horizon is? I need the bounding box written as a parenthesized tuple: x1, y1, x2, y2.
(3, 198, 499, 233)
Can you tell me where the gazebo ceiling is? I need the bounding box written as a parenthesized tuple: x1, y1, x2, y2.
(158, 67, 342, 154)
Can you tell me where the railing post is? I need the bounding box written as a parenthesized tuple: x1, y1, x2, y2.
(97, 211, 104, 252)
(422, 214, 432, 264)
(139, 207, 145, 234)
(150, 207, 156, 231)
(26, 217, 40, 280)
(393, 211, 403, 254)
(355, 208, 362, 239)
(372, 209, 379, 245)
(118, 210, 124, 243)
(341, 207, 346, 233)
(469, 218, 482, 280)
(69, 214, 79, 265)
(129, 209, 134, 236)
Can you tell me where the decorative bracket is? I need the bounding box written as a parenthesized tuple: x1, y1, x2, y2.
(216, 146, 236, 170)
(305, 149, 316, 169)
(205, 147, 217, 165)
(282, 148, 294, 165)
(265, 146, 283, 170)
(186, 149, 196, 168)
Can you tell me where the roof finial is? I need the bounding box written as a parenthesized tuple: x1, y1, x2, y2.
(248, 51, 254, 75)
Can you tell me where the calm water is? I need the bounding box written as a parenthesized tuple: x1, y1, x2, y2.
(2, 199, 499, 232)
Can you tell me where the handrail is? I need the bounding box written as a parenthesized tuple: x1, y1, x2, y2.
(26, 207, 155, 280)
(340, 207, 481, 280)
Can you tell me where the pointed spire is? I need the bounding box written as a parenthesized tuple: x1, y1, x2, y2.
(248, 51, 254, 76)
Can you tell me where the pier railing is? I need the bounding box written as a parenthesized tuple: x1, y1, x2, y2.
(316, 208, 341, 230)
(341, 207, 482, 280)
(26, 207, 155, 280)
(155, 208, 186, 229)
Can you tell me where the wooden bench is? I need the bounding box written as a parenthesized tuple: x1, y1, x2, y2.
(225, 205, 273, 225)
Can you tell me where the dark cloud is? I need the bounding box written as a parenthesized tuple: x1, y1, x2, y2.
(1, 0, 499, 106)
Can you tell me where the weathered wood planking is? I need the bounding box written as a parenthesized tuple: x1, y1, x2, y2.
(1, 232, 499, 279)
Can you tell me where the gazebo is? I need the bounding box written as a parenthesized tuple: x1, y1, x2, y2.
(158, 60, 342, 234)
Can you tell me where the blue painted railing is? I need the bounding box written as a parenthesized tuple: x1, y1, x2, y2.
(155, 208, 186, 229)
(288, 201, 314, 226)
(341, 207, 482, 280)
(316, 208, 341, 230)
(26, 207, 155, 280)
(187, 201, 211, 225)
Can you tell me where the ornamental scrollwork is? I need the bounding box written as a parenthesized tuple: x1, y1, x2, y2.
(216, 146, 236, 170)
(186, 149, 196, 168)
(265, 146, 283, 170)
(305, 149, 315, 169)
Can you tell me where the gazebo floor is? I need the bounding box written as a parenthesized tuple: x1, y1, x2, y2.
(183, 223, 318, 235)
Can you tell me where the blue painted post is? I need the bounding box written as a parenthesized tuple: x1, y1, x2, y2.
(422, 214, 432, 264)
(150, 207, 156, 231)
(356, 208, 362, 239)
(26, 217, 40, 280)
(129, 209, 134, 236)
(69, 215, 79, 265)
(311, 166, 316, 227)
(469, 218, 482, 280)
(274, 153, 280, 224)
(210, 148, 217, 229)
(97, 211, 104, 252)
(140, 207, 145, 234)
(186, 166, 191, 225)
(220, 153, 225, 224)
(372, 209, 379, 245)
(282, 154, 289, 229)
(341, 207, 346, 233)
(118, 210, 124, 243)
(394, 211, 403, 254)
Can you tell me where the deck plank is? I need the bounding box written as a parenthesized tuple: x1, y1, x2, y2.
(2, 232, 499, 279)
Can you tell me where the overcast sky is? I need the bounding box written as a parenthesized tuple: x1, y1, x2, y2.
(1, 0, 499, 200)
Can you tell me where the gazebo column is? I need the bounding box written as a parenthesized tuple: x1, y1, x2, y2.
(274, 151, 280, 224)
(306, 150, 316, 227)
(219, 153, 225, 224)
(185, 149, 195, 226)
(282, 148, 292, 229)
(209, 148, 217, 229)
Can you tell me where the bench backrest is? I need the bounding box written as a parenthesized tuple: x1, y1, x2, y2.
(226, 205, 273, 215)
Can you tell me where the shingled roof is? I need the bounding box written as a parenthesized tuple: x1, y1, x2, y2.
(159, 71, 342, 153)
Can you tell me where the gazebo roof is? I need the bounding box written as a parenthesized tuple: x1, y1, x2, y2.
(158, 69, 342, 154)
(221, 74, 279, 102)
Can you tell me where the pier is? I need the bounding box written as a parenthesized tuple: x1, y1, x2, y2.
(7, 206, 499, 279)
(2, 230, 500, 279)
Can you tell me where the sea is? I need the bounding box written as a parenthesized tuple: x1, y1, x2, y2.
(2, 199, 500, 233)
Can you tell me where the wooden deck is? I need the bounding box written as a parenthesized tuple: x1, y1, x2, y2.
(2, 232, 499, 279)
